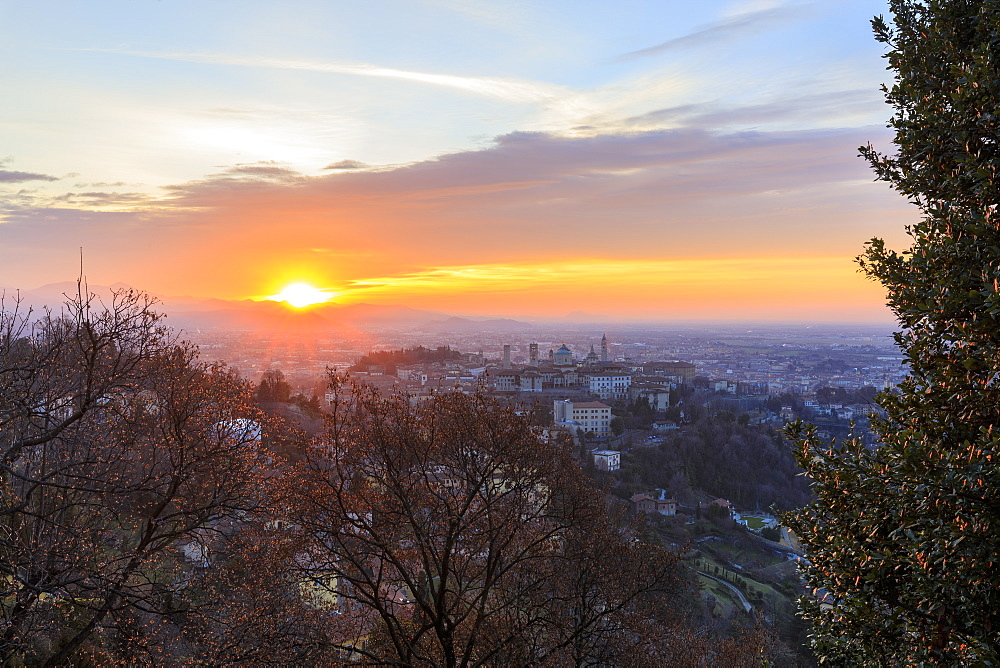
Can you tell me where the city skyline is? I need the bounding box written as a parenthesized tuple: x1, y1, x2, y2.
(0, 0, 911, 322)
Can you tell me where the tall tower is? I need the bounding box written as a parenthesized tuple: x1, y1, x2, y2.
(601, 333, 609, 362)
(529, 342, 539, 366)
(502, 344, 511, 369)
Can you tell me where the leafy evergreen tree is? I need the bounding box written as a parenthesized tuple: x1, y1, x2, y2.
(786, 1, 1000, 663)
(256, 368, 291, 403)
(350, 345, 463, 375)
(610, 415, 625, 436)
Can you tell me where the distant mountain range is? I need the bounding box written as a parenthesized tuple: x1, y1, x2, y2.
(420, 316, 531, 333)
(3, 282, 543, 333)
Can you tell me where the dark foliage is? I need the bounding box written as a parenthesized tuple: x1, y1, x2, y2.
(273, 378, 774, 666)
(787, 1, 1000, 663)
(0, 288, 264, 665)
(350, 346, 463, 376)
(814, 385, 879, 406)
(620, 416, 812, 510)
(256, 368, 291, 403)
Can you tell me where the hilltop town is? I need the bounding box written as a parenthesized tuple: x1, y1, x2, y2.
(193, 321, 903, 437)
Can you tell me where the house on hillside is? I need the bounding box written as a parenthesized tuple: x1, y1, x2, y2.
(630, 493, 656, 514)
(651, 420, 679, 432)
(630, 491, 676, 516)
(700, 498, 736, 520)
(654, 493, 676, 516)
(591, 450, 620, 472)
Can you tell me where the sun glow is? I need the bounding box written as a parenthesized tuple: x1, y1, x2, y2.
(314, 256, 889, 320)
(270, 282, 331, 308)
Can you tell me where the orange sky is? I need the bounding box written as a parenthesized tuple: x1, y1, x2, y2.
(0, 1, 913, 323)
(48, 128, 913, 322)
(0, 129, 915, 322)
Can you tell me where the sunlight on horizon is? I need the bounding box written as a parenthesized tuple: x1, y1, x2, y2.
(232, 256, 893, 322)
(267, 282, 333, 308)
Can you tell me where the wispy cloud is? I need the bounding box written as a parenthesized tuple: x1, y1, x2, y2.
(616, 89, 882, 131)
(322, 160, 369, 171)
(341, 257, 850, 294)
(619, 3, 813, 60)
(79, 48, 573, 105)
(216, 162, 305, 181)
(0, 169, 58, 183)
(52, 191, 152, 208)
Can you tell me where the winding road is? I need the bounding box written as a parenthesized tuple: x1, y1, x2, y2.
(698, 571, 752, 613)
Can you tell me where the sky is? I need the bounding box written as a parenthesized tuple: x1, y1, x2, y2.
(0, 0, 915, 322)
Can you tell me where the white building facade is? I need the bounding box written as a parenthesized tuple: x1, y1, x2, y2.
(587, 373, 632, 401)
(592, 449, 621, 472)
(553, 400, 612, 435)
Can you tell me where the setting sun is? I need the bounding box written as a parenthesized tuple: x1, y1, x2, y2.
(270, 283, 330, 308)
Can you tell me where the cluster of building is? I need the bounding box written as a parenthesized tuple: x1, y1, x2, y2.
(486, 335, 694, 403)
(197, 324, 905, 421)
(322, 336, 697, 443)
(477, 336, 693, 443)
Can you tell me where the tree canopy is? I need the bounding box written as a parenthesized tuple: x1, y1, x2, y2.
(786, 1, 1000, 663)
(272, 378, 764, 666)
(0, 287, 265, 664)
(0, 292, 774, 663)
(621, 416, 811, 510)
(256, 368, 292, 403)
(350, 346, 464, 376)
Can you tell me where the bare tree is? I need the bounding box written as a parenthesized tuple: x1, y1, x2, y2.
(0, 290, 774, 664)
(0, 287, 264, 665)
(157, 521, 349, 666)
(275, 376, 737, 667)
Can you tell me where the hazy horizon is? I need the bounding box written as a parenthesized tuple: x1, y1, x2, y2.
(4, 278, 899, 330)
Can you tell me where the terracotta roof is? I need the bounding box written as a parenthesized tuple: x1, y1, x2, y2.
(572, 401, 610, 409)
